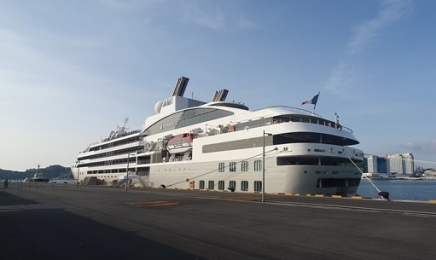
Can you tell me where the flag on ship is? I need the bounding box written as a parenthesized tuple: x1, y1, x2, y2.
(301, 92, 320, 113)
(301, 92, 320, 106)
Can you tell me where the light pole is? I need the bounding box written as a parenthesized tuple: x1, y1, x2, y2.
(125, 153, 135, 191)
(262, 130, 272, 202)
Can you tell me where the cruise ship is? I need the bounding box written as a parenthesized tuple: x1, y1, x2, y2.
(71, 77, 364, 196)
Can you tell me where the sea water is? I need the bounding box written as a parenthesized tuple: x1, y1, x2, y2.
(2, 178, 435, 201)
(357, 179, 436, 201)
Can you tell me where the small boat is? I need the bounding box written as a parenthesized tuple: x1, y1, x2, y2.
(166, 133, 195, 154)
(30, 165, 50, 183)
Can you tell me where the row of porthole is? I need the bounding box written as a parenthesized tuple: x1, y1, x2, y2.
(304, 170, 339, 174)
(197, 180, 263, 192)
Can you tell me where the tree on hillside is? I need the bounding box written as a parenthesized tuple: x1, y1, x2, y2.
(0, 165, 71, 180)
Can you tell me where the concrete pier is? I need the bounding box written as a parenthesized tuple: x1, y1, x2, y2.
(1, 183, 436, 259)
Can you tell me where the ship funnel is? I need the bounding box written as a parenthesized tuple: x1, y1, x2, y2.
(211, 91, 218, 101)
(211, 89, 229, 102)
(172, 77, 189, 97)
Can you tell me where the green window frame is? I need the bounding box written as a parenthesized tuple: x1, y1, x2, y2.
(254, 181, 262, 192)
(228, 180, 236, 191)
(229, 162, 236, 172)
(254, 160, 262, 171)
(218, 180, 225, 190)
(241, 161, 249, 172)
(208, 180, 215, 190)
(241, 180, 248, 191)
(218, 162, 225, 172)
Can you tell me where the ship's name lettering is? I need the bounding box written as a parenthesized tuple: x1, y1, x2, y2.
(161, 121, 179, 130)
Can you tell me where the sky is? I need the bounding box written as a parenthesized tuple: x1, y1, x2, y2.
(1, 0, 436, 171)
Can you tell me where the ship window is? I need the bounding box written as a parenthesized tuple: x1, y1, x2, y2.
(208, 180, 215, 190)
(218, 180, 225, 190)
(320, 158, 341, 166)
(199, 180, 205, 189)
(254, 160, 262, 171)
(218, 162, 225, 172)
(277, 157, 318, 165)
(145, 108, 234, 135)
(228, 180, 236, 191)
(241, 181, 249, 191)
(229, 162, 236, 172)
(241, 161, 249, 172)
(273, 132, 359, 146)
(315, 178, 362, 188)
(254, 181, 262, 192)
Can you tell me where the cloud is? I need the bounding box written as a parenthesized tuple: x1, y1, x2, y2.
(0, 28, 96, 75)
(325, 61, 355, 97)
(425, 140, 436, 152)
(237, 17, 257, 30)
(97, 1, 257, 31)
(326, 0, 413, 97)
(180, 3, 256, 31)
(188, 8, 226, 31)
(348, 0, 413, 54)
(399, 140, 436, 154)
(97, 0, 164, 10)
(399, 141, 423, 151)
(0, 28, 119, 107)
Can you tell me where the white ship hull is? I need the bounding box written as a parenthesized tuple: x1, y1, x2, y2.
(150, 163, 359, 195)
(72, 159, 360, 195)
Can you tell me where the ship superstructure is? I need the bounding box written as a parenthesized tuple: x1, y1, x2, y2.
(72, 77, 364, 196)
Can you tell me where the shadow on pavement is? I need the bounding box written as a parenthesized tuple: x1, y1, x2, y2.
(0, 207, 199, 260)
(0, 191, 39, 206)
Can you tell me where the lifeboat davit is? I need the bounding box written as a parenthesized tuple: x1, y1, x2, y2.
(166, 133, 194, 154)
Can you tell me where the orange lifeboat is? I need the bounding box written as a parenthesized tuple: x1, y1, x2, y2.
(166, 133, 195, 154)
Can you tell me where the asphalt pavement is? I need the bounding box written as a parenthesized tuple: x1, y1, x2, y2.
(1, 183, 436, 260)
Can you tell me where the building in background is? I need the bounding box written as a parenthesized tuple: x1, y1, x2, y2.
(401, 153, 414, 174)
(424, 169, 436, 177)
(367, 156, 376, 174)
(367, 155, 389, 173)
(415, 165, 424, 175)
(388, 154, 404, 174)
(366, 153, 414, 175)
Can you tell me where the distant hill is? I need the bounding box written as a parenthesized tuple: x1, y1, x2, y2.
(0, 165, 72, 180)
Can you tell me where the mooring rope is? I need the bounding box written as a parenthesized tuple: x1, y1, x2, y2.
(347, 157, 386, 199)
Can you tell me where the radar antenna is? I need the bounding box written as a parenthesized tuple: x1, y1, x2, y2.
(123, 117, 129, 128)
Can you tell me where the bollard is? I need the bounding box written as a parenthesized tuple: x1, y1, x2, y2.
(378, 191, 390, 201)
